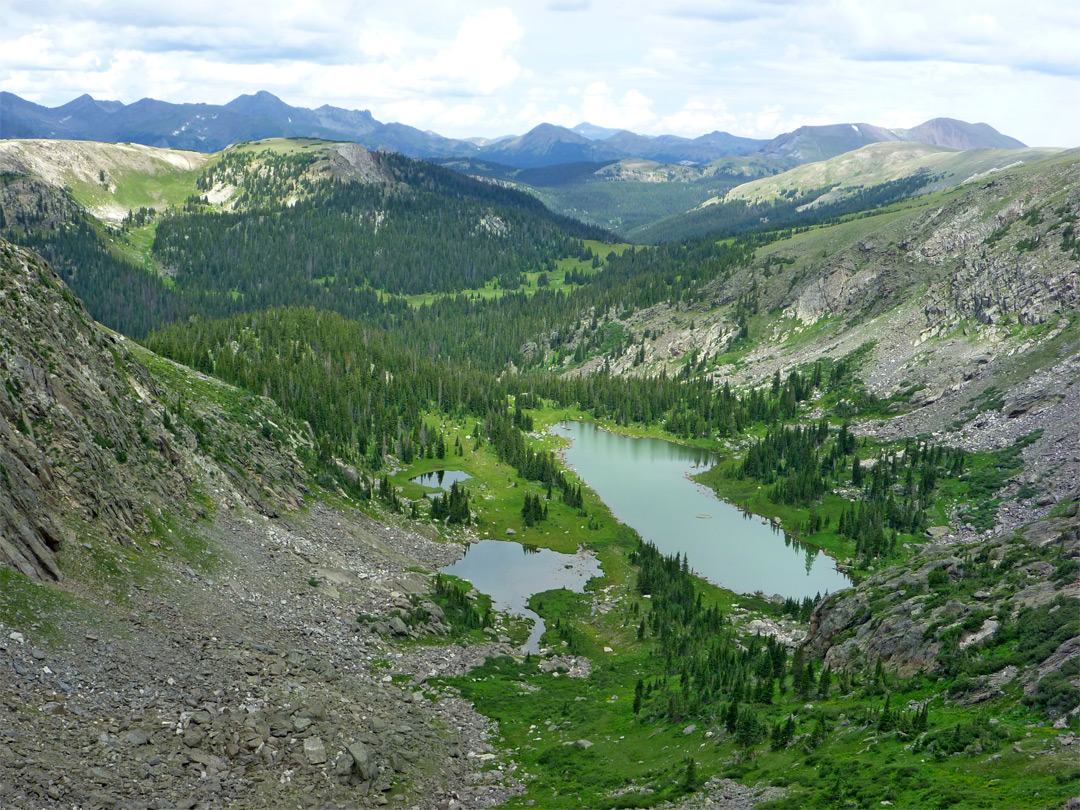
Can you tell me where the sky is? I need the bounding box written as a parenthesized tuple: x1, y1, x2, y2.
(2, 0, 1077, 146)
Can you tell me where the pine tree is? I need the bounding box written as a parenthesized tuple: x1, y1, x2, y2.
(878, 694, 896, 731)
(915, 702, 929, 732)
(818, 665, 832, 699)
(735, 706, 761, 747)
(725, 699, 739, 734)
(682, 758, 697, 793)
(792, 648, 806, 693)
(797, 660, 815, 700)
(521, 493, 535, 526)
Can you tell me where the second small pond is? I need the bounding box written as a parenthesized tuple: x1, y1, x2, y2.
(440, 540, 601, 654)
(411, 469, 472, 492)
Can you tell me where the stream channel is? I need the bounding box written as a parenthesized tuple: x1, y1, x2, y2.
(441, 420, 850, 652)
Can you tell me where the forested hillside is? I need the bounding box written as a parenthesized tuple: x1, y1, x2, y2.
(158, 152, 607, 297)
(632, 171, 940, 244)
(0, 141, 610, 336)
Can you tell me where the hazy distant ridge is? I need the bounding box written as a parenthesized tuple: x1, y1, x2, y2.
(763, 118, 1026, 163)
(1, 91, 1025, 169)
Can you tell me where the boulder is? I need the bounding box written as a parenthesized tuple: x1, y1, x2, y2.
(303, 736, 327, 766)
(122, 728, 153, 746)
(347, 741, 379, 782)
(421, 600, 445, 622)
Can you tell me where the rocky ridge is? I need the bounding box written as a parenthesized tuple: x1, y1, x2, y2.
(0, 139, 393, 225)
(719, 143, 1063, 207)
(0, 240, 529, 808)
(803, 512, 1078, 683)
(0, 240, 305, 580)
(0, 139, 208, 194)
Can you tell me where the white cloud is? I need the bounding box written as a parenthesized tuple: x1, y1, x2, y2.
(400, 8, 523, 95)
(515, 100, 576, 128)
(581, 82, 657, 131)
(0, 0, 1076, 145)
(357, 28, 403, 60)
(663, 0, 777, 23)
(652, 98, 816, 139)
(304, 8, 524, 104)
(380, 98, 489, 130)
(824, 0, 1080, 77)
(654, 98, 734, 137)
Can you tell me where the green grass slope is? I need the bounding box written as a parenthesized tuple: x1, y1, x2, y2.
(0, 139, 210, 221)
(721, 142, 1065, 206)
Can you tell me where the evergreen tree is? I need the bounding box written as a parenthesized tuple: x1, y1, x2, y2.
(818, 665, 832, 699)
(682, 758, 698, 793)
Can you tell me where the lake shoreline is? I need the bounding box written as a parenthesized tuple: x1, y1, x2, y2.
(549, 420, 850, 599)
(550, 418, 850, 577)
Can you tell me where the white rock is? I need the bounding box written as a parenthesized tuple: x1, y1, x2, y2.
(303, 736, 327, 765)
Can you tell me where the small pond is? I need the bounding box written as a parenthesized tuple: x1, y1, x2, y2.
(411, 469, 472, 492)
(440, 540, 601, 653)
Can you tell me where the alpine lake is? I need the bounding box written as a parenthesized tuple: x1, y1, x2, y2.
(441, 421, 849, 650)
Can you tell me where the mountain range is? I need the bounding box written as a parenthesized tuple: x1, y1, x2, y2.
(1, 90, 1026, 169)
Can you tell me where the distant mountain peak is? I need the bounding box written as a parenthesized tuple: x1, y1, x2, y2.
(764, 118, 1025, 163)
(527, 122, 584, 136)
(57, 93, 99, 109)
(897, 118, 1025, 151)
(225, 90, 295, 119)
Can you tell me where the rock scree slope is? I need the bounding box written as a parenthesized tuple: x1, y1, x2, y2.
(0, 238, 524, 809)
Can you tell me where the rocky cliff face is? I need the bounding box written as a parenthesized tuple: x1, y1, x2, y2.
(803, 512, 1078, 705)
(0, 239, 306, 580)
(777, 154, 1080, 331)
(910, 163, 1079, 335)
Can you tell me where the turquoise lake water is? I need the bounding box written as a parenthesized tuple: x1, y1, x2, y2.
(552, 421, 849, 600)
